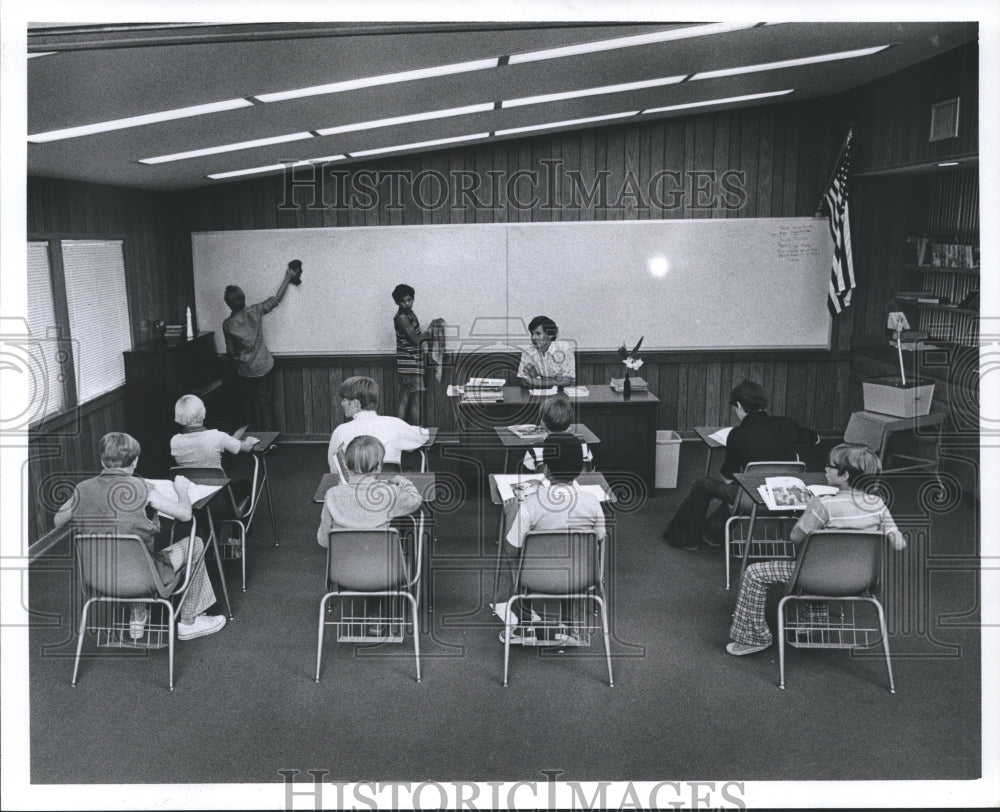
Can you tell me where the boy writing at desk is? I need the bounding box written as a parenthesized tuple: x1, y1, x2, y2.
(54, 432, 226, 641)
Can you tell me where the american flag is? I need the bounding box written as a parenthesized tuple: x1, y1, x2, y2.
(823, 128, 855, 315)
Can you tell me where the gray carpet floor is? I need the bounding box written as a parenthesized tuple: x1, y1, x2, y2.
(27, 440, 981, 784)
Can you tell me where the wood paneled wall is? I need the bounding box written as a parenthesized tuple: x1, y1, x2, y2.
(848, 43, 978, 172)
(26, 179, 194, 544)
(27, 43, 979, 541)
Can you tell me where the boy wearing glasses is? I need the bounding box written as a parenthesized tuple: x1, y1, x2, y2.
(726, 442, 905, 656)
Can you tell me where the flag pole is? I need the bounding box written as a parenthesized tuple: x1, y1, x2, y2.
(814, 124, 855, 217)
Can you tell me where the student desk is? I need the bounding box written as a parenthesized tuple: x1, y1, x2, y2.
(844, 410, 946, 473)
(241, 429, 280, 545)
(694, 426, 730, 477)
(150, 475, 234, 619)
(493, 423, 601, 473)
(313, 471, 437, 610)
(730, 472, 827, 592)
(457, 385, 659, 488)
(487, 473, 616, 606)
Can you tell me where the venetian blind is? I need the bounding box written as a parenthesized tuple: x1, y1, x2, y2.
(61, 240, 132, 403)
(26, 242, 64, 420)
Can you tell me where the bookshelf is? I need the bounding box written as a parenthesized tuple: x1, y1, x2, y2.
(895, 231, 979, 346)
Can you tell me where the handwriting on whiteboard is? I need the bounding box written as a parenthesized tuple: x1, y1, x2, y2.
(774, 224, 823, 262)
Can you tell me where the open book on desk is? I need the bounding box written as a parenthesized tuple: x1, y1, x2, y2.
(756, 477, 838, 511)
(494, 474, 609, 503)
(146, 478, 224, 513)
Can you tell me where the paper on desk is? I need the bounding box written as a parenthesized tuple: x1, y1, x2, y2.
(562, 386, 590, 397)
(529, 386, 558, 396)
(446, 385, 464, 397)
(708, 427, 732, 445)
(495, 474, 546, 502)
(146, 478, 223, 512)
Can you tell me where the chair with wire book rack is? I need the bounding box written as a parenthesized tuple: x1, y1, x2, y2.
(503, 530, 613, 688)
(71, 527, 199, 690)
(171, 465, 257, 592)
(777, 529, 895, 693)
(316, 527, 423, 683)
(724, 515, 799, 591)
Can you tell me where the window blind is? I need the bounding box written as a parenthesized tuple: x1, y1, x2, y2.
(25, 242, 65, 419)
(61, 240, 132, 404)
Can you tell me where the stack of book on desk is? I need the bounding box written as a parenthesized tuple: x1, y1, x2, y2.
(609, 376, 648, 393)
(462, 377, 505, 403)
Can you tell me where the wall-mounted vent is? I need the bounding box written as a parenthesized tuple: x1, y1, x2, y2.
(929, 98, 960, 142)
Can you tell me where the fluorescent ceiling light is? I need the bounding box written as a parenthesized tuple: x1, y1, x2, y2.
(937, 161, 959, 167)
(496, 111, 639, 136)
(28, 51, 56, 58)
(255, 59, 498, 103)
(504, 75, 685, 108)
(643, 89, 795, 115)
(28, 98, 253, 143)
(508, 22, 761, 64)
(207, 154, 345, 180)
(351, 133, 490, 158)
(691, 45, 891, 81)
(140, 132, 314, 164)
(316, 103, 495, 136)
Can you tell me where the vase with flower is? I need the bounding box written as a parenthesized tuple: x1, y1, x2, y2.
(617, 337, 644, 401)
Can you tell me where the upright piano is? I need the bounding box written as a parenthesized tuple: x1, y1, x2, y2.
(123, 332, 234, 477)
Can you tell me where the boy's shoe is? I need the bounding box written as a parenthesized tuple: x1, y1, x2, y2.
(177, 614, 227, 640)
(726, 641, 771, 656)
(662, 529, 698, 550)
(129, 605, 149, 640)
(499, 628, 535, 645)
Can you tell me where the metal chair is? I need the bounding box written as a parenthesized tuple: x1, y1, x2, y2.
(724, 515, 798, 590)
(71, 528, 198, 690)
(777, 530, 895, 693)
(171, 466, 254, 592)
(316, 528, 423, 683)
(503, 530, 613, 687)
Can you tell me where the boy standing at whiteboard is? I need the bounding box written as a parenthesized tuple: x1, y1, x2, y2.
(223, 264, 298, 430)
(392, 284, 431, 425)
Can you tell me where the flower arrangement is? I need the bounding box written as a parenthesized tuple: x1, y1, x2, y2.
(618, 337, 644, 374)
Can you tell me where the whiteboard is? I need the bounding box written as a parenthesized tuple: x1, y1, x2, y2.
(192, 218, 832, 354)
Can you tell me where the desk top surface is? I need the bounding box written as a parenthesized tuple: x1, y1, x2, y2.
(240, 430, 281, 452)
(694, 426, 731, 447)
(313, 471, 437, 503)
(487, 472, 616, 505)
(493, 423, 601, 447)
(733, 471, 828, 507)
(462, 384, 659, 406)
(850, 410, 946, 430)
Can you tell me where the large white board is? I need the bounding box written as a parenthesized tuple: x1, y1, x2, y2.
(192, 218, 832, 354)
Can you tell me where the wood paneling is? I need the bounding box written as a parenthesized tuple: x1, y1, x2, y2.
(849, 44, 978, 172)
(26, 179, 193, 543)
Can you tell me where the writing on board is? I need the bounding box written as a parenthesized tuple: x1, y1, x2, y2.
(773, 223, 824, 263)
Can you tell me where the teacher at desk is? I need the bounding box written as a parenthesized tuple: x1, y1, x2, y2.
(517, 316, 576, 388)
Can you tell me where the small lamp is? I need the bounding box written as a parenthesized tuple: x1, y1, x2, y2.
(887, 311, 910, 385)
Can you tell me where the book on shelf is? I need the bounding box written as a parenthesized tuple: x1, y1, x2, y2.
(958, 290, 980, 310)
(756, 477, 838, 511)
(893, 290, 924, 301)
(917, 296, 949, 305)
(917, 239, 979, 269)
(609, 376, 648, 393)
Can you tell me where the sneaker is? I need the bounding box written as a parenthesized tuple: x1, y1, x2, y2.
(499, 628, 535, 645)
(177, 614, 227, 640)
(129, 605, 149, 640)
(726, 641, 771, 656)
(701, 532, 724, 548)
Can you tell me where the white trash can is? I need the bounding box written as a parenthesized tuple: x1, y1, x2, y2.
(655, 430, 682, 489)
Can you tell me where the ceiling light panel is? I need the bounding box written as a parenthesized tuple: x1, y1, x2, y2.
(643, 89, 795, 115)
(139, 132, 314, 164)
(690, 45, 892, 81)
(27, 98, 254, 143)
(504, 75, 686, 108)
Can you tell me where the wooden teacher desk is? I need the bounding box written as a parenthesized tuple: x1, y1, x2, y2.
(456, 385, 659, 489)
